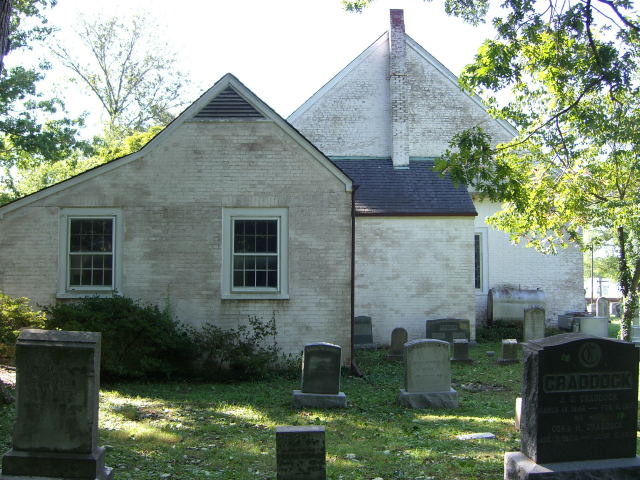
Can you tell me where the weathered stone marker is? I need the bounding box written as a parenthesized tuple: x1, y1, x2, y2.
(425, 318, 470, 344)
(579, 315, 609, 338)
(0, 329, 113, 479)
(398, 339, 458, 408)
(450, 338, 473, 364)
(388, 327, 407, 361)
(523, 307, 545, 342)
(292, 342, 346, 408)
(596, 297, 610, 318)
(504, 333, 640, 479)
(276, 426, 326, 480)
(354, 316, 376, 348)
(497, 338, 519, 365)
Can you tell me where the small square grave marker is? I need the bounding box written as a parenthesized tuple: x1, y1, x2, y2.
(523, 307, 545, 342)
(354, 316, 376, 348)
(276, 426, 326, 480)
(451, 338, 473, 364)
(497, 339, 519, 365)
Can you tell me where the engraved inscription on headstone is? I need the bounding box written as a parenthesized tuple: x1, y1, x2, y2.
(521, 333, 639, 463)
(276, 426, 326, 480)
(425, 318, 470, 344)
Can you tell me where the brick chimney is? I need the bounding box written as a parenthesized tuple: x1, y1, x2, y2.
(389, 9, 409, 168)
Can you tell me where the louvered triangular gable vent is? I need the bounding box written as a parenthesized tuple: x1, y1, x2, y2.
(194, 87, 264, 120)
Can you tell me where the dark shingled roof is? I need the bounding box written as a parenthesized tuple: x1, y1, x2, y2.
(331, 158, 477, 216)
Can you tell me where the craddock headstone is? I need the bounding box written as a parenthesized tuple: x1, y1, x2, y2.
(451, 338, 473, 364)
(425, 318, 470, 344)
(292, 343, 346, 408)
(504, 333, 640, 479)
(388, 327, 408, 361)
(523, 307, 545, 342)
(276, 426, 325, 480)
(398, 339, 458, 408)
(497, 339, 519, 365)
(0, 329, 113, 479)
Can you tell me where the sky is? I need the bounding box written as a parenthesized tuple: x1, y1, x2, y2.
(13, 0, 499, 134)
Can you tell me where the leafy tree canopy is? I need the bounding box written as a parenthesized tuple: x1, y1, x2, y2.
(50, 14, 189, 137)
(0, 0, 89, 202)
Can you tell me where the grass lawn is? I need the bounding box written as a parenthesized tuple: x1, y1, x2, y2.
(0, 339, 638, 480)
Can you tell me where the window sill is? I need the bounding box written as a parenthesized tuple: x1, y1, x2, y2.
(56, 291, 119, 299)
(222, 293, 290, 301)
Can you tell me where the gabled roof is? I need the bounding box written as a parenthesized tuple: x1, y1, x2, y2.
(288, 31, 518, 139)
(332, 158, 476, 216)
(0, 74, 352, 217)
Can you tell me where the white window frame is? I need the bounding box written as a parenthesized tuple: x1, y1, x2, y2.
(57, 208, 123, 298)
(221, 208, 289, 300)
(474, 228, 489, 294)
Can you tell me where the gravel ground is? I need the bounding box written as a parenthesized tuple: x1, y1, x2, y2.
(0, 365, 16, 388)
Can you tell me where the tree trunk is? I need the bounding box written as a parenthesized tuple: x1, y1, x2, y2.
(0, 0, 11, 73)
(616, 226, 638, 341)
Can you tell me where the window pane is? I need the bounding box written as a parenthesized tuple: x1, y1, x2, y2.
(256, 257, 266, 269)
(70, 269, 81, 285)
(244, 271, 255, 287)
(256, 271, 266, 287)
(474, 234, 481, 289)
(266, 235, 277, 253)
(104, 269, 112, 286)
(255, 221, 267, 235)
(81, 270, 92, 285)
(233, 271, 244, 287)
(245, 221, 255, 235)
(245, 235, 255, 253)
(267, 256, 277, 270)
(267, 270, 277, 287)
(256, 235, 266, 252)
(245, 256, 255, 270)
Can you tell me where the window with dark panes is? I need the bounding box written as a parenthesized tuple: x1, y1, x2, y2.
(68, 218, 114, 287)
(232, 219, 278, 289)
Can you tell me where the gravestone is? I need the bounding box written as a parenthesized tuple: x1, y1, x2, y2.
(514, 397, 522, 431)
(398, 339, 458, 408)
(425, 318, 470, 344)
(388, 327, 407, 361)
(292, 343, 346, 408)
(276, 426, 325, 480)
(579, 315, 609, 338)
(450, 338, 473, 364)
(523, 307, 546, 342)
(497, 339, 519, 365)
(0, 329, 113, 479)
(596, 297, 610, 318)
(354, 316, 376, 348)
(504, 333, 640, 479)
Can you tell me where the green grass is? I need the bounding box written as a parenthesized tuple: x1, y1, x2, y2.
(0, 343, 638, 479)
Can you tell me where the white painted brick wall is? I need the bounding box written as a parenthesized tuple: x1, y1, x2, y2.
(474, 200, 585, 324)
(291, 40, 392, 157)
(355, 216, 476, 344)
(0, 121, 353, 363)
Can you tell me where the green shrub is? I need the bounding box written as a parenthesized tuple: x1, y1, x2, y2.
(190, 314, 287, 381)
(44, 296, 193, 380)
(476, 323, 523, 343)
(0, 292, 46, 362)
